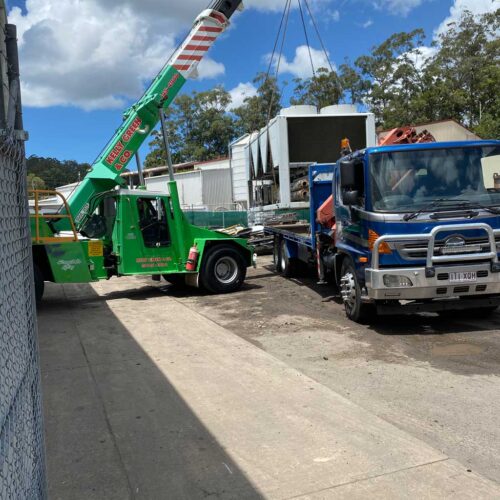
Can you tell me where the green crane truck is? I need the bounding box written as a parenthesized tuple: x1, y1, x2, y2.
(31, 0, 254, 303)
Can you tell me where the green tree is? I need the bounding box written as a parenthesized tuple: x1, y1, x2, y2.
(290, 67, 342, 109)
(145, 87, 237, 169)
(420, 9, 500, 136)
(338, 61, 366, 105)
(27, 173, 46, 191)
(354, 29, 426, 128)
(232, 73, 281, 134)
(27, 156, 90, 189)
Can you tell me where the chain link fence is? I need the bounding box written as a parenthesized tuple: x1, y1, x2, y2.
(0, 133, 46, 500)
(0, 15, 47, 500)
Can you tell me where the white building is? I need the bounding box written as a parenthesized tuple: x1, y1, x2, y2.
(145, 158, 236, 211)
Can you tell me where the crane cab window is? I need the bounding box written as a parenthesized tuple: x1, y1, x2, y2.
(137, 197, 170, 248)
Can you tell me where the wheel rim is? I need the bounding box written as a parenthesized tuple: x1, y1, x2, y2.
(280, 242, 288, 272)
(214, 256, 238, 284)
(340, 272, 357, 314)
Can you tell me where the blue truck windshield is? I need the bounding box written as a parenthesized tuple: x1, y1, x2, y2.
(370, 146, 500, 213)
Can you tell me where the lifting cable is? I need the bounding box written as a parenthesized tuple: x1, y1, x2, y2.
(264, 0, 293, 124)
(262, 0, 292, 203)
(302, 0, 343, 93)
(297, 0, 316, 78)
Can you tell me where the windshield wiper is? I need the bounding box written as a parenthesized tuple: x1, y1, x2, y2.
(448, 200, 500, 216)
(403, 198, 500, 221)
(403, 199, 461, 221)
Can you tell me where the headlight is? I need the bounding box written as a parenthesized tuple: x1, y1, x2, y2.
(252, 253, 258, 268)
(383, 274, 413, 288)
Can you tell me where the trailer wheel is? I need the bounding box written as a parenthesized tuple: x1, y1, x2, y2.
(273, 238, 280, 270)
(34, 264, 44, 305)
(340, 258, 375, 323)
(277, 240, 297, 278)
(200, 245, 247, 294)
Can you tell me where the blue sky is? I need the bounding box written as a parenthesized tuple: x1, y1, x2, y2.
(7, 0, 496, 164)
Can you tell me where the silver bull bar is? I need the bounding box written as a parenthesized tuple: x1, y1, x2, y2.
(371, 223, 500, 271)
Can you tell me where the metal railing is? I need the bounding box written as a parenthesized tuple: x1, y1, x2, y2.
(29, 189, 78, 244)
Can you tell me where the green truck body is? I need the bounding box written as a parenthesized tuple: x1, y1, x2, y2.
(31, 1, 252, 302)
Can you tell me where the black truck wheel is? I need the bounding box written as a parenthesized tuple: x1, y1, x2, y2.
(339, 258, 375, 323)
(34, 264, 44, 305)
(273, 238, 280, 271)
(200, 245, 247, 294)
(276, 239, 297, 278)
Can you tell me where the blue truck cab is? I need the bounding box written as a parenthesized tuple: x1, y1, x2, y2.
(266, 140, 500, 323)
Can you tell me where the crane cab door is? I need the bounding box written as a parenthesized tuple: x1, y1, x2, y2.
(116, 194, 179, 275)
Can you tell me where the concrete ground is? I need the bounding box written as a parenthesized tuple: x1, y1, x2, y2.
(38, 256, 500, 499)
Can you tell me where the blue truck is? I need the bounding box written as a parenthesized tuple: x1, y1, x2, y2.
(265, 140, 500, 323)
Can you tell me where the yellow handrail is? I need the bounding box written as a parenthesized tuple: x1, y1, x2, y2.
(29, 189, 79, 244)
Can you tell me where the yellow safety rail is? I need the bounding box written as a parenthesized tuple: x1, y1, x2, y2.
(29, 190, 79, 244)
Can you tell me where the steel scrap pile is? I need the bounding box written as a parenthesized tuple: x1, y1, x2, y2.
(220, 212, 304, 254)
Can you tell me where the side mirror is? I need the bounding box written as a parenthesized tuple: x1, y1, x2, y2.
(340, 160, 356, 189)
(343, 190, 359, 206)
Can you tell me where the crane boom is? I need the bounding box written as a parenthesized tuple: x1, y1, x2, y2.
(62, 0, 243, 229)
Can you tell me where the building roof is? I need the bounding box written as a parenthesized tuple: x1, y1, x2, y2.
(120, 157, 229, 179)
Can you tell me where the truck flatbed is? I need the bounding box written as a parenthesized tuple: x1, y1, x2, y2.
(265, 223, 314, 249)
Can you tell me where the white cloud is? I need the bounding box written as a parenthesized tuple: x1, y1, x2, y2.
(272, 45, 334, 79)
(8, 0, 290, 110)
(373, 0, 425, 17)
(405, 46, 438, 70)
(435, 0, 500, 36)
(228, 82, 258, 109)
(397, 0, 497, 74)
(361, 19, 373, 28)
(327, 9, 340, 22)
(198, 59, 226, 80)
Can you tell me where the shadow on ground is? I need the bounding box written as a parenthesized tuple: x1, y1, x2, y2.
(260, 262, 500, 337)
(38, 284, 262, 500)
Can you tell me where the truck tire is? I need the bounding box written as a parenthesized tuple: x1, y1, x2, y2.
(273, 238, 280, 271)
(277, 240, 297, 278)
(340, 258, 375, 323)
(200, 245, 247, 294)
(34, 264, 44, 305)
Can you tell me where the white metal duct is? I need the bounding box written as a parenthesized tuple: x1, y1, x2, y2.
(250, 132, 260, 178)
(268, 120, 281, 170)
(230, 136, 250, 205)
(259, 130, 270, 174)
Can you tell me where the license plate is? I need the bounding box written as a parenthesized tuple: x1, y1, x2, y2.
(449, 271, 477, 283)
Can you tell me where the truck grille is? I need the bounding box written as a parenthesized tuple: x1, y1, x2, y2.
(395, 236, 500, 261)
